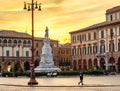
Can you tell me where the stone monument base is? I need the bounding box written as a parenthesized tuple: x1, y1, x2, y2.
(35, 66, 61, 72)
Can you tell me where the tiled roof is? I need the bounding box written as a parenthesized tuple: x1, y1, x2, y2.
(0, 30, 59, 42)
(35, 37, 58, 42)
(106, 5, 120, 14)
(34, 37, 44, 41)
(69, 19, 120, 34)
(0, 30, 31, 39)
(59, 43, 71, 48)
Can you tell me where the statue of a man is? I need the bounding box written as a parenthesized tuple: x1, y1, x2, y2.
(45, 26, 49, 38)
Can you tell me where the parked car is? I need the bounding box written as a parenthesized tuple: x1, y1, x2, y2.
(47, 72, 57, 77)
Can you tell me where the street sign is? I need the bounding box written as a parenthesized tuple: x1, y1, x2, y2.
(30, 63, 34, 67)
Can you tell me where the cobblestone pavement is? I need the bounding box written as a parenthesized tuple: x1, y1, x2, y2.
(0, 74, 120, 91)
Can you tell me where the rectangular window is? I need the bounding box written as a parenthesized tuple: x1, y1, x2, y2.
(110, 28, 113, 35)
(84, 47, 86, 55)
(82, 35, 84, 41)
(101, 31, 104, 38)
(77, 48, 80, 55)
(88, 46, 90, 55)
(6, 50, 9, 57)
(110, 28, 114, 39)
(73, 48, 76, 56)
(73, 36, 76, 43)
(110, 15, 113, 21)
(0, 40, 1, 46)
(26, 51, 29, 57)
(90, 46, 92, 54)
(119, 27, 120, 35)
(83, 45, 86, 55)
(109, 44, 111, 52)
(74, 36, 76, 43)
(72, 46, 76, 56)
(79, 35, 81, 41)
(82, 34, 86, 41)
(72, 49, 74, 56)
(88, 33, 91, 40)
(77, 35, 79, 41)
(93, 46, 95, 53)
(84, 34, 86, 41)
(109, 43, 114, 52)
(118, 42, 120, 51)
(71, 36, 74, 43)
(16, 51, 19, 57)
(94, 32, 96, 40)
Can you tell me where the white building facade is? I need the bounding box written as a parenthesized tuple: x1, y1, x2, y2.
(0, 30, 59, 73)
(0, 30, 32, 72)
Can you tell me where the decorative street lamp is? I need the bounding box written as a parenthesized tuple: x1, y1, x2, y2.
(24, 0, 41, 85)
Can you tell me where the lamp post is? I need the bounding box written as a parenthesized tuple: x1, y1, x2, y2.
(24, 0, 41, 85)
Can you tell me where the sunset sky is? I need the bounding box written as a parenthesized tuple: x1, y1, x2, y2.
(0, 0, 120, 43)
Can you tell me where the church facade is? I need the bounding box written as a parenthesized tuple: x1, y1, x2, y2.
(70, 6, 120, 72)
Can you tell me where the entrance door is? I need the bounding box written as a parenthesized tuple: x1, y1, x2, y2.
(73, 60, 76, 70)
(100, 58, 105, 70)
(109, 57, 115, 71)
(83, 59, 87, 70)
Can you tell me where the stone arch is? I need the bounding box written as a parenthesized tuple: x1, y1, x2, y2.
(117, 57, 120, 72)
(14, 40, 17, 46)
(18, 40, 22, 45)
(24, 61, 30, 71)
(83, 59, 87, 70)
(4, 61, 11, 72)
(34, 59, 40, 68)
(73, 60, 77, 70)
(8, 40, 12, 46)
(3, 39, 7, 46)
(23, 40, 26, 44)
(28, 40, 31, 44)
(28, 40, 31, 47)
(100, 58, 105, 70)
(14, 61, 19, 72)
(78, 59, 82, 70)
(94, 58, 98, 70)
(88, 59, 92, 69)
(109, 57, 116, 71)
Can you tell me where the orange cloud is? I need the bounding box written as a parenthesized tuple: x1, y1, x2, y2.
(0, 0, 120, 43)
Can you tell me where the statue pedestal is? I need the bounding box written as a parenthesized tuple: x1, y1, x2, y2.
(35, 28, 61, 72)
(35, 66, 61, 72)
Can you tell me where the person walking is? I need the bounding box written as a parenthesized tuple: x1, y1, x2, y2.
(78, 72, 84, 85)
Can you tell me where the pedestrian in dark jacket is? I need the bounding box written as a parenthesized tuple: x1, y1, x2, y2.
(78, 72, 84, 85)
